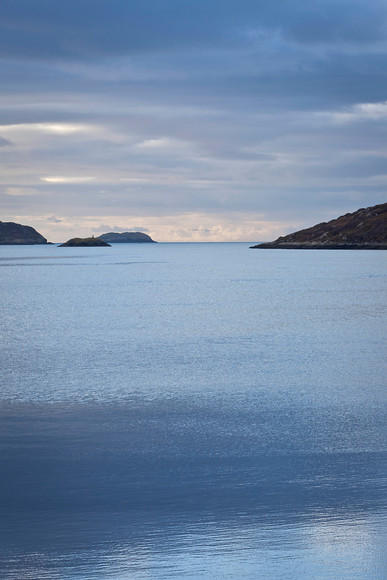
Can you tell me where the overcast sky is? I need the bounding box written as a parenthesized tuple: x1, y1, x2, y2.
(1, 0, 386, 242)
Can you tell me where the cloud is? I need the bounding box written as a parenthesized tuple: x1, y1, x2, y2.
(0, 1, 385, 241)
(91, 224, 150, 234)
(0, 122, 99, 152)
(40, 176, 95, 184)
(0, 0, 386, 62)
(46, 216, 63, 223)
(0, 136, 12, 146)
(0, 123, 93, 135)
(322, 100, 387, 125)
(137, 137, 178, 149)
(327, 153, 387, 179)
(5, 212, 292, 243)
(357, 101, 387, 118)
(5, 187, 40, 196)
(135, 137, 199, 158)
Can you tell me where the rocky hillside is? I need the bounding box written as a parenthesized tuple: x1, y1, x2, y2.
(99, 232, 156, 243)
(59, 237, 111, 247)
(0, 221, 48, 244)
(251, 203, 387, 249)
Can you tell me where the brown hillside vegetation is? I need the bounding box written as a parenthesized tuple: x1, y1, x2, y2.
(251, 203, 387, 249)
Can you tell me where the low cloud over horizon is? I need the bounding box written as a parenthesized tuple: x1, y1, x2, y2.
(1, 0, 386, 242)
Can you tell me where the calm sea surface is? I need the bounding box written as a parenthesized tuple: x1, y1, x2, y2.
(0, 243, 386, 579)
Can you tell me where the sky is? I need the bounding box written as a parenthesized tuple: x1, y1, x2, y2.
(1, 0, 386, 242)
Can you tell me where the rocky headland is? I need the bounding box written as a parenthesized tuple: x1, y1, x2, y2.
(99, 232, 156, 243)
(59, 237, 111, 247)
(251, 203, 387, 249)
(0, 221, 48, 245)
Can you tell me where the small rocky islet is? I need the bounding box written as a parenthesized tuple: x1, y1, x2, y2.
(250, 202, 387, 249)
(59, 231, 156, 246)
(59, 237, 111, 247)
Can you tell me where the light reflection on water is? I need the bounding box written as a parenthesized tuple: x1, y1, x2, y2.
(0, 243, 386, 578)
(3, 507, 386, 579)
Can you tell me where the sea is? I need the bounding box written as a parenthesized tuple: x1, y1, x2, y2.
(0, 242, 386, 579)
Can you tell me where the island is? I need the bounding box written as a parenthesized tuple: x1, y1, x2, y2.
(99, 232, 156, 243)
(250, 202, 387, 249)
(59, 237, 111, 247)
(0, 221, 48, 245)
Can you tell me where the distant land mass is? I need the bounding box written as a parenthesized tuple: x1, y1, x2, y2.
(99, 232, 156, 243)
(59, 237, 111, 247)
(251, 203, 387, 249)
(0, 221, 48, 245)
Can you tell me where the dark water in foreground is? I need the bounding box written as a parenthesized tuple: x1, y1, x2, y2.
(0, 243, 386, 579)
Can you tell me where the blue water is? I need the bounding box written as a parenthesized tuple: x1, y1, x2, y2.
(0, 243, 386, 579)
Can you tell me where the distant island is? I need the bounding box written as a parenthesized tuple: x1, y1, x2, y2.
(0, 221, 48, 245)
(59, 237, 111, 247)
(251, 203, 387, 249)
(99, 232, 156, 243)
(0, 221, 157, 245)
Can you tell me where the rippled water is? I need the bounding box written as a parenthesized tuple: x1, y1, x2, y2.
(0, 243, 386, 578)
